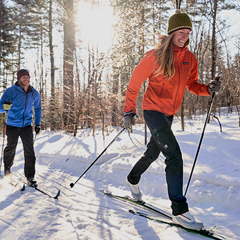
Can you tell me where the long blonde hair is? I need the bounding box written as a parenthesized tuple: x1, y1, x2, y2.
(154, 33, 189, 79)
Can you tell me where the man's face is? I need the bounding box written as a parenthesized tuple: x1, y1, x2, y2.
(18, 75, 30, 87)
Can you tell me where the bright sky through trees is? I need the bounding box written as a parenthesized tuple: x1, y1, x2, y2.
(76, 1, 114, 52)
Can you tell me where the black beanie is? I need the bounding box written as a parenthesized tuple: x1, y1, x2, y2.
(17, 69, 30, 80)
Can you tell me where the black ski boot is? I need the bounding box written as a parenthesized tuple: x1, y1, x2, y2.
(4, 169, 11, 176)
(26, 177, 37, 187)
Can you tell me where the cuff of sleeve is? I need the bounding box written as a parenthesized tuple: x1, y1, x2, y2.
(206, 85, 211, 95)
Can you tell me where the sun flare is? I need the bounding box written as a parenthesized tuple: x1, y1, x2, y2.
(76, 2, 114, 52)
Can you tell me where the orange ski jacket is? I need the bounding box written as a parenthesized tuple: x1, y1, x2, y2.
(123, 46, 210, 116)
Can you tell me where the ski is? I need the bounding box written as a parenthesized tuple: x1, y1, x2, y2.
(100, 189, 172, 219)
(129, 210, 226, 240)
(24, 180, 60, 199)
(11, 173, 60, 199)
(2, 174, 60, 199)
(100, 189, 227, 240)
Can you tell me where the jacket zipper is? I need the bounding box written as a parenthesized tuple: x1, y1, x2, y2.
(159, 77, 166, 97)
(173, 52, 181, 115)
(22, 93, 27, 127)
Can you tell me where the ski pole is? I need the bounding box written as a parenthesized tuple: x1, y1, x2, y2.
(0, 111, 8, 177)
(184, 72, 222, 197)
(33, 132, 37, 145)
(70, 128, 125, 188)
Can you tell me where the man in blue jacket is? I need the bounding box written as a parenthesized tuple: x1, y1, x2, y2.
(0, 69, 42, 186)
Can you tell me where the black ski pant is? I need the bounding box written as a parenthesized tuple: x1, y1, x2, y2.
(127, 110, 188, 216)
(4, 125, 36, 178)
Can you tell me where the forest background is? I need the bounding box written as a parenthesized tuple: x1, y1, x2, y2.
(0, 0, 240, 138)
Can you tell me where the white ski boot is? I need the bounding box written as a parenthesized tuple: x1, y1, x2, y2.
(125, 177, 142, 201)
(172, 211, 204, 230)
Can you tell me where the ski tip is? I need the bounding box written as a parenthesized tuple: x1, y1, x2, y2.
(21, 184, 26, 191)
(54, 190, 60, 199)
(100, 189, 113, 196)
(129, 209, 136, 214)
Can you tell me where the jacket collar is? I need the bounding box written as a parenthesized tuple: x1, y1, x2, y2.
(173, 46, 188, 61)
(173, 45, 188, 53)
(15, 81, 33, 93)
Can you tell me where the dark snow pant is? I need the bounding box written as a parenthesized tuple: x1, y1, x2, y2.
(127, 110, 188, 216)
(4, 125, 36, 178)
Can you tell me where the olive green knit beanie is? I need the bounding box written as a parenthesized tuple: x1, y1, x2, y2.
(167, 10, 192, 35)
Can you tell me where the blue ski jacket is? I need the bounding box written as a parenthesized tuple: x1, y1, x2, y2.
(0, 81, 42, 127)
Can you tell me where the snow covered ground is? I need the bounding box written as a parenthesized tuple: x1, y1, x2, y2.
(0, 110, 240, 240)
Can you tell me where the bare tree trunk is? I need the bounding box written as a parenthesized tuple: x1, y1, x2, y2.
(86, 40, 91, 128)
(17, 26, 22, 69)
(181, 97, 185, 131)
(63, 0, 75, 133)
(111, 69, 119, 127)
(0, 0, 2, 78)
(139, 0, 146, 143)
(211, 0, 218, 80)
(92, 45, 97, 136)
(73, 53, 82, 137)
(39, 18, 46, 129)
(208, 0, 218, 123)
(92, 77, 97, 136)
(49, 0, 55, 131)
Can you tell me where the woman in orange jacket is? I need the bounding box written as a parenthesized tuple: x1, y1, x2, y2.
(123, 10, 221, 231)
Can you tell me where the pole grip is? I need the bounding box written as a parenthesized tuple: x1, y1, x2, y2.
(215, 71, 222, 81)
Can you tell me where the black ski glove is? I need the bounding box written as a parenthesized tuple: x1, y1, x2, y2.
(124, 111, 137, 130)
(208, 79, 221, 94)
(35, 125, 41, 135)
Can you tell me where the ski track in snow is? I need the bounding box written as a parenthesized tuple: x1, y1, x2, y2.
(0, 112, 240, 239)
